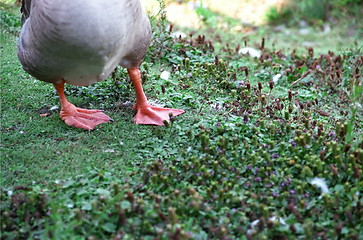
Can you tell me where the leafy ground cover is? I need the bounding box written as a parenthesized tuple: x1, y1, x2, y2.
(1, 0, 362, 239)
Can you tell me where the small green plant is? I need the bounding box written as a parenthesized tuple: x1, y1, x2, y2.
(0, 9, 21, 34)
(266, 0, 362, 24)
(63, 67, 133, 109)
(195, 0, 217, 26)
(333, 0, 362, 6)
(299, 0, 328, 20)
(265, 5, 291, 23)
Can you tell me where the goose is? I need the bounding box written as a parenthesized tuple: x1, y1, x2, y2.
(18, 0, 184, 130)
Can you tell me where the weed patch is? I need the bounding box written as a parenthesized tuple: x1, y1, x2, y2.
(1, 1, 362, 239)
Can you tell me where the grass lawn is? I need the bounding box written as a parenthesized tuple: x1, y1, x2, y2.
(1, 0, 362, 239)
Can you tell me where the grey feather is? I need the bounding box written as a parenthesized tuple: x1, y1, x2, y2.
(20, 0, 32, 25)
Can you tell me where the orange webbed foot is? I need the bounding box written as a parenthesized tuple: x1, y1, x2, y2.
(127, 68, 185, 126)
(60, 102, 112, 130)
(134, 104, 185, 125)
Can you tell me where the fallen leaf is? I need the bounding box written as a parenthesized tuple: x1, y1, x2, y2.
(315, 109, 330, 117)
(39, 113, 51, 117)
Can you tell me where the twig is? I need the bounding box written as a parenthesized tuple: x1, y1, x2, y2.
(223, 107, 235, 116)
(290, 70, 311, 87)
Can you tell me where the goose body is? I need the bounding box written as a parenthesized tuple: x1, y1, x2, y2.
(18, 0, 151, 86)
(18, 0, 184, 130)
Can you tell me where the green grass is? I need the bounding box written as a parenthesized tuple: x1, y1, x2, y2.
(1, 1, 362, 239)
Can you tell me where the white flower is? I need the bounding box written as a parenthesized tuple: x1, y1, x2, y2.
(310, 177, 329, 194)
(50, 105, 59, 111)
(323, 24, 331, 34)
(299, 28, 310, 35)
(269, 216, 286, 225)
(247, 216, 286, 235)
(239, 47, 261, 58)
(272, 73, 282, 84)
(171, 31, 186, 39)
(250, 219, 260, 228)
(160, 71, 170, 80)
(104, 149, 115, 153)
(8, 190, 13, 197)
(246, 228, 254, 235)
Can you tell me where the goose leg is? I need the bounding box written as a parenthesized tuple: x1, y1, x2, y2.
(128, 68, 185, 125)
(53, 80, 112, 130)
